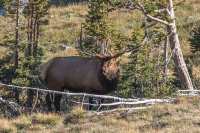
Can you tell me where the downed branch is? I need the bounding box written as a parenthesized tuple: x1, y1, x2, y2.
(96, 106, 151, 115)
(71, 98, 175, 112)
(177, 90, 200, 96)
(0, 82, 137, 102)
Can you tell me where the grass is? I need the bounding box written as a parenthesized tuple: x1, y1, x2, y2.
(0, 97, 199, 132)
(0, 1, 199, 56)
(31, 113, 61, 126)
(13, 115, 31, 130)
(0, 1, 200, 59)
(0, 119, 16, 133)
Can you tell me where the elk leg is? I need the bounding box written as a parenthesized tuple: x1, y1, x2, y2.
(54, 94, 62, 112)
(14, 90, 20, 103)
(26, 90, 34, 107)
(46, 93, 52, 111)
(89, 97, 94, 110)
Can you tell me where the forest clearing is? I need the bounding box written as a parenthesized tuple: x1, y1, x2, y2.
(0, 0, 200, 132)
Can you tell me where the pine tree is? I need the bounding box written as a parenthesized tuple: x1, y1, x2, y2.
(24, 0, 48, 57)
(11, 0, 49, 106)
(82, 0, 110, 55)
(190, 25, 200, 53)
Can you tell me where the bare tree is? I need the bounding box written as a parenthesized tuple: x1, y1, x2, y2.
(167, 0, 194, 90)
(114, 0, 194, 90)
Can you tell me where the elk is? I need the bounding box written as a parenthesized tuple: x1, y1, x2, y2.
(39, 46, 141, 111)
(39, 54, 121, 111)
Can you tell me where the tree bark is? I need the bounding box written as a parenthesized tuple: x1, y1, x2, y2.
(34, 18, 40, 56)
(27, 1, 33, 56)
(14, 0, 19, 68)
(163, 36, 169, 82)
(13, 0, 20, 103)
(79, 23, 83, 50)
(168, 0, 194, 90)
(33, 15, 38, 57)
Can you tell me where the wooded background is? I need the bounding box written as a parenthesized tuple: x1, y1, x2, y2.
(0, 0, 199, 107)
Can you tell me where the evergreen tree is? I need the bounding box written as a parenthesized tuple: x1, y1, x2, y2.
(82, 0, 110, 55)
(189, 25, 200, 53)
(118, 25, 174, 98)
(11, 0, 48, 106)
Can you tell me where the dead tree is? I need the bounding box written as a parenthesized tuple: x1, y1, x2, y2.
(167, 0, 194, 90)
(117, 0, 194, 90)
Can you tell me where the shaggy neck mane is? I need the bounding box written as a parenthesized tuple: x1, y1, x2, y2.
(98, 60, 118, 91)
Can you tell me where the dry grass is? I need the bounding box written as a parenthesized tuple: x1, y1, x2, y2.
(1, 1, 200, 60)
(60, 97, 200, 133)
(31, 113, 61, 126)
(0, 119, 16, 133)
(0, 97, 200, 132)
(45, 47, 79, 61)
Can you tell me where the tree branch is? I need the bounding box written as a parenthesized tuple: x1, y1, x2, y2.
(135, 2, 171, 26)
(108, 0, 171, 26)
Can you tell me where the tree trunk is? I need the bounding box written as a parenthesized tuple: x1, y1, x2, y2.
(33, 15, 38, 57)
(163, 36, 169, 82)
(14, 0, 19, 68)
(34, 19, 40, 56)
(14, 0, 20, 103)
(168, 0, 194, 90)
(33, 15, 36, 56)
(79, 23, 83, 50)
(27, 1, 33, 56)
(30, 1, 34, 56)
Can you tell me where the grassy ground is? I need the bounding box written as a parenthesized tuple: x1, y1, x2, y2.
(1, 1, 199, 58)
(0, 97, 200, 133)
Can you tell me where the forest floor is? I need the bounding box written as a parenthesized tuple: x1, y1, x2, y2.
(0, 97, 200, 133)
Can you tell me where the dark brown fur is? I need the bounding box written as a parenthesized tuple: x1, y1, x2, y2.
(39, 56, 120, 111)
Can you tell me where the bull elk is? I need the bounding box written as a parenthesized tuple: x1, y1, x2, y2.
(39, 47, 140, 111)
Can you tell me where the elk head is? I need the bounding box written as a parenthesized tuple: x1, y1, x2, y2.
(96, 54, 120, 80)
(102, 58, 120, 80)
(95, 46, 142, 80)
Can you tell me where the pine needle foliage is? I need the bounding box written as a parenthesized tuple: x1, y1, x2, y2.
(189, 24, 200, 53)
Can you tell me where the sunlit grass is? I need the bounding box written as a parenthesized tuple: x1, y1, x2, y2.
(31, 113, 61, 127)
(0, 97, 199, 132)
(0, 119, 16, 133)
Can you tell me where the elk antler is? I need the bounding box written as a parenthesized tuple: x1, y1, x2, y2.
(106, 45, 142, 61)
(105, 37, 148, 61)
(95, 45, 142, 61)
